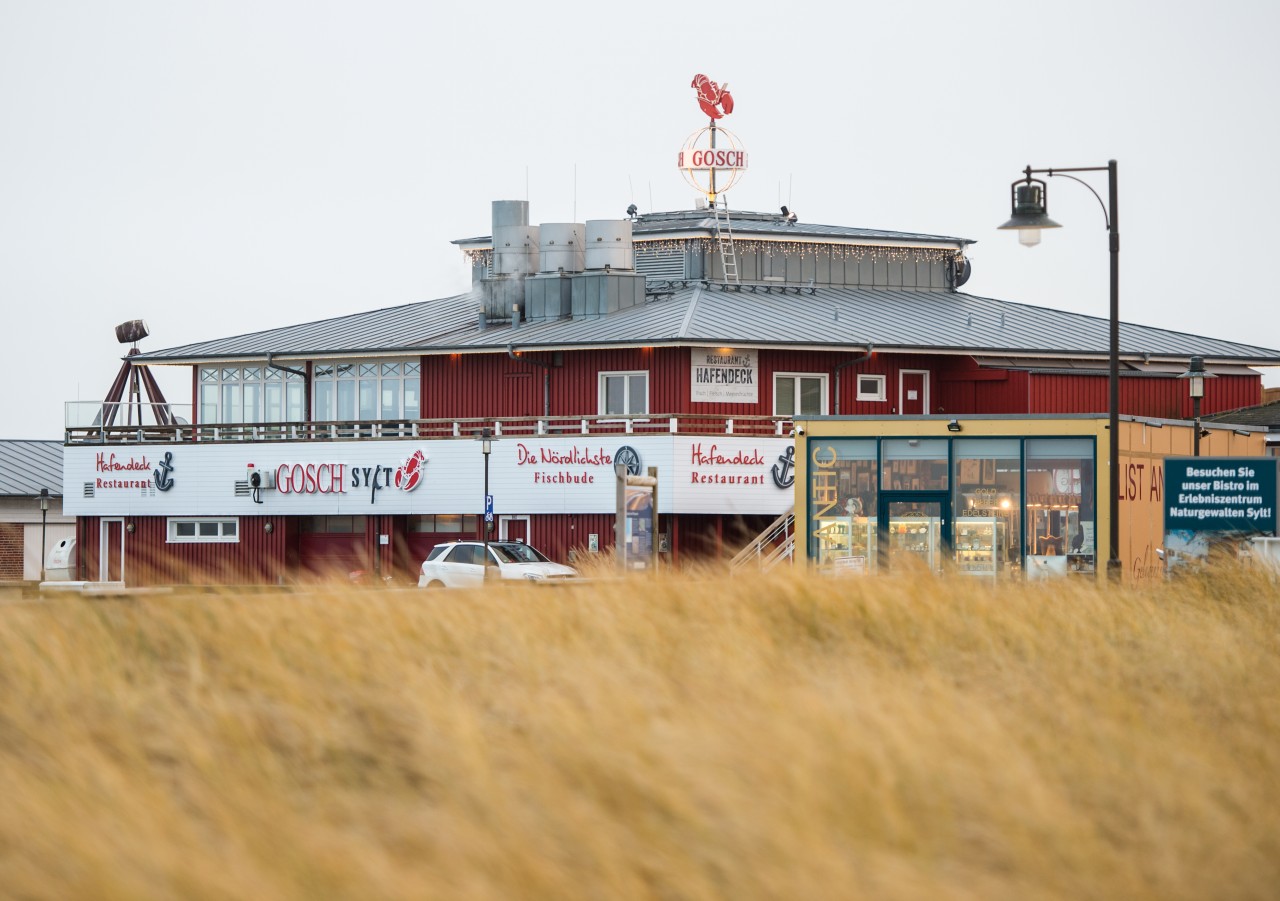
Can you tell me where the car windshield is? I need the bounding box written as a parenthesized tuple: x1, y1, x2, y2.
(493, 543, 550, 564)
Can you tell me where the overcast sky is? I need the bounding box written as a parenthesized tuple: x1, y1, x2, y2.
(3, 0, 1278, 438)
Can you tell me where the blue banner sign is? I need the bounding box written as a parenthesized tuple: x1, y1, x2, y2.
(1164, 457, 1277, 533)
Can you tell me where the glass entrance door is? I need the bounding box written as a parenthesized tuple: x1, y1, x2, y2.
(879, 493, 949, 574)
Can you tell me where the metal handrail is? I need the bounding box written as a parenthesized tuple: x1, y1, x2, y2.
(729, 507, 796, 573)
(65, 413, 799, 445)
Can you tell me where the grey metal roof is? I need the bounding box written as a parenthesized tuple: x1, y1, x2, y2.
(453, 207, 973, 248)
(0, 440, 64, 498)
(133, 283, 1280, 367)
(1204, 401, 1280, 429)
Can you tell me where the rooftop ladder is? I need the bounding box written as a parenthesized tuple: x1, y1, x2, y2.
(712, 198, 740, 285)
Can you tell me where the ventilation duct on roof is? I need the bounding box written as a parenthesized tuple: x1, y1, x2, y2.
(584, 220, 634, 271)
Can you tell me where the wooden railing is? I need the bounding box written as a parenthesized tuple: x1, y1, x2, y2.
(65, 413, 798, 445)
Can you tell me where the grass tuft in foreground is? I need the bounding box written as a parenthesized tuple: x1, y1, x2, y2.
(1, 567, 1278, 900)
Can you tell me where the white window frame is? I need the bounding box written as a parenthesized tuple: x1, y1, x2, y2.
(856, 374, 887, 402)
(311, 359, 422, 422)
(167, 517, 240, 544)
(598, 371, 649, 417)
(773, 372, 829, 417)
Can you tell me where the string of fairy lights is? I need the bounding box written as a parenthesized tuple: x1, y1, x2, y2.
(463, 240, 962, 268)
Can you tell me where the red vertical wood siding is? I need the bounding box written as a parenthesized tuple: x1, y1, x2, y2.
(1029, 373, 1260, 418)
(81, 516, 288, 587)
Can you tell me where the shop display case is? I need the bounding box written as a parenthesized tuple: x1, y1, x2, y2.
(813, 516, 878, 574)
(954, 516, 1001, 577)
(886, 516, 940, 571)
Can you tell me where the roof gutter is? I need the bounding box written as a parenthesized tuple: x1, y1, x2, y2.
(508, 345, 563, 418)
(834, 346, 874, 415)
(266, 352, 307, 379)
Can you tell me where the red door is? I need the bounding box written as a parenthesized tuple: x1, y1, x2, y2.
(502, 517, 529, 544)
(901, 371, 928, 415)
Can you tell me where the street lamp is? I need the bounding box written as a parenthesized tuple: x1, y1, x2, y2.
(38, 488, 49, 583)
(1178, 356, 1216, 456)
(1000, 160, 1121, 581)
(476, 428, 493, 572)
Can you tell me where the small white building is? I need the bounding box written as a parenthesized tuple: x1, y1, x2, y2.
(0, 440, 73, 582)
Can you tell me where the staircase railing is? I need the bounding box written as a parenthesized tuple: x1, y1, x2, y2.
(730, 507, 796, 574)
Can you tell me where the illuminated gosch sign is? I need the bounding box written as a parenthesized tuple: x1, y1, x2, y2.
(676, 148, 747, 170)
(677, 125, 747, 200)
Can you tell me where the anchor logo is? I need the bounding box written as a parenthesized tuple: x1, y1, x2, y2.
(153, 451, 175, 492)
(771, 446, 795, 489)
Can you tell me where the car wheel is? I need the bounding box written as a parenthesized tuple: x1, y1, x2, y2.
(427, 580, 446, 589)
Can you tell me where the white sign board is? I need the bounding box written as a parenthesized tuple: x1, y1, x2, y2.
(690, 348, 759, 404)
(64, 435, 796, 518)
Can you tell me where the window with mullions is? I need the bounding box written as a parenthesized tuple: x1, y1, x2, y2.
(775, 373, 827, 417)
(167, 518, 239, 543)
(599, 371, 648, 416)
(199, 366, 305, 425)
(312, 360, 421, 422)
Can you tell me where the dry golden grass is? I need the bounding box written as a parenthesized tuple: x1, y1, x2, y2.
(1, 567, 1279, 900)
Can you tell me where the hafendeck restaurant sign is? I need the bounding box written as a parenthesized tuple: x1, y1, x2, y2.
(691, 348, 758, 404)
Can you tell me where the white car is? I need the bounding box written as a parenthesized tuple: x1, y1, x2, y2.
(417, 540, 579, 589)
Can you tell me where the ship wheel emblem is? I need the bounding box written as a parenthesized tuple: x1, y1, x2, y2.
(614, 445, 642, 476)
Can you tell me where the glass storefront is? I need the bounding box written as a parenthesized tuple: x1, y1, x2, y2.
(807, 439, 878, 574)
(1024, 438, 1096, 578)
(806, 435, 1096, 577)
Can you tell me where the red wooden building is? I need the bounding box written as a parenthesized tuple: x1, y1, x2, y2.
(62, 202, 1280, 585)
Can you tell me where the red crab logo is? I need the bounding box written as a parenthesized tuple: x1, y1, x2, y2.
(394, 449, 426, 492)
(692, 74, 734, 120)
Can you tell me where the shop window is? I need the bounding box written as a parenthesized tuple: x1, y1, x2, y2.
(167, 518, 239, 543)
(952, 439, 1022, 574)
(311, 359, 422, 424)
(299, 516, 368, 534)
(856, 375, 886, 402)
(409, 514, 478, 534)
(197, 365, 304, 426)
(600, 372, 648, 416)
(881, 438, 948, 491)
(1025, 438, 1096, 576)
(775, 373, 827, 417)
(806, 438, 878, 572)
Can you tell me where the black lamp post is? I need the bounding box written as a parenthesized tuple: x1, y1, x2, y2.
(477, 428, 493, 569)
(38, 488, 49, 583)
(1178, 356, 1216, 456)
(1000, 160, 1121, 581)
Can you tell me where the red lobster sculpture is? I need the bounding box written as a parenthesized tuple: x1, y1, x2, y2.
(691, 74, 734, 120)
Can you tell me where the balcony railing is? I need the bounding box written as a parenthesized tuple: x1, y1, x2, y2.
(65, 402, 797, 445)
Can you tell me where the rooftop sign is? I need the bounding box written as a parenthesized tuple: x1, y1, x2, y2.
(679, 73, 746, 202)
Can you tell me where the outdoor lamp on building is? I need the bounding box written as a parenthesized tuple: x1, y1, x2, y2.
(999, 161, 1121, 582)
(38, 488, 49, 583)
(1178, 356, 1216, 456)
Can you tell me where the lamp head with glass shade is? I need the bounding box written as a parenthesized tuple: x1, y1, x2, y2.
(998, 176, 1062, 248)
(1177, 355, 1215, 399)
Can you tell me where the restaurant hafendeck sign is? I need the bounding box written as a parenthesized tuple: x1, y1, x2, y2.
(1163, 457, 1278, 533)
